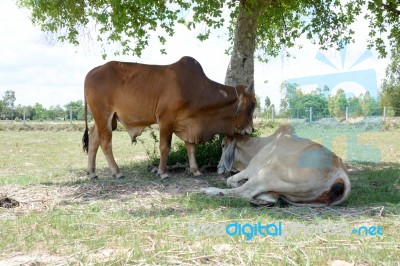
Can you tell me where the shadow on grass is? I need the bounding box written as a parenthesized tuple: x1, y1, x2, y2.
(28, 160, 400, 218)
(346, 162, 400, 209)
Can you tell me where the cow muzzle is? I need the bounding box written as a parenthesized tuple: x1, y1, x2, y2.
(217, 156, 226, 174)
(235, 126, 253, 135)
(217, 165, 226, 174)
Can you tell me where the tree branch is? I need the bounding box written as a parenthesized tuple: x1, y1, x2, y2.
(382, 3, 400, 16)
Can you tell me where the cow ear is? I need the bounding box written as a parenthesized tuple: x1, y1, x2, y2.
(245, 81, 254, 95)
(235, 95, 243, 114)
(224, 138, 236, 171)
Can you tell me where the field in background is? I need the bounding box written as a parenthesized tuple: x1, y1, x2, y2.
(0, 119, 399, 265)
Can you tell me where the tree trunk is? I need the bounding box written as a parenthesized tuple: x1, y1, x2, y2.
(225, 2, 258, 87)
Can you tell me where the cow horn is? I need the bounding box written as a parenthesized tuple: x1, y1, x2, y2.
(245, 81, 254, 95)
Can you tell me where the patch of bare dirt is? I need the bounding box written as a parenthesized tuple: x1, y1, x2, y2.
(0, 253, 74, 266)
(0, 248, 131, 266)
(0, 185, 63, 218)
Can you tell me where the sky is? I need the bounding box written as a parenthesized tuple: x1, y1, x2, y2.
(0, 0, 390, 109)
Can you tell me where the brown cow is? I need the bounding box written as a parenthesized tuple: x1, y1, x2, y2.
(202, 125, 351, 206)
(82, 56, 256, 179)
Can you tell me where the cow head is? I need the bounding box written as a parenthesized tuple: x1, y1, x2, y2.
(217, 136, 235, 174)
(217, 136, 248, 174)
(234, 82, 256, 135)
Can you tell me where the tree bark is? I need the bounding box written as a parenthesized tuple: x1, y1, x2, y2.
(225, 2, 258, 87)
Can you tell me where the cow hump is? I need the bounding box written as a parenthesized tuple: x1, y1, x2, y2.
(176, 56, 206, 77)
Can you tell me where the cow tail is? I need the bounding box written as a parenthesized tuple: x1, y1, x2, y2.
(328, 176, 351, 206)
(82, 97, 89, 154)
(327, 181, 345, 204)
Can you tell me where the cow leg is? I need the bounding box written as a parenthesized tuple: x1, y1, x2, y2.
(158, 125, 173, 179)
(92, 114, 124, 179)
(99, 129, 123, 178)
(87, 124, 100, 179)
(185, 142, 201, 176)
(201, 177, 267, 201)
(226, 171, 249, 187)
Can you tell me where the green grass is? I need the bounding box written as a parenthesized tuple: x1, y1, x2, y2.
(0, 124, 399, 265)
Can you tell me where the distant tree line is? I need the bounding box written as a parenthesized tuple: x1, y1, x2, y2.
(267, 82, 382, 120)
(0, 92, 85, 121)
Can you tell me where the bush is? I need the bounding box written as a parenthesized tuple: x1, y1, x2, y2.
(168, 136, 223, 166)
(145, 136, 223, 167)
(142, 129, 224, 167)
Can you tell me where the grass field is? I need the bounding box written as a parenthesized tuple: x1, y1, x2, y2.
(0, 121, 399, 265)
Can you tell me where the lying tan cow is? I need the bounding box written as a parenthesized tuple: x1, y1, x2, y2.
(82, 56, 256, 179)
(202, 125, 351, 206)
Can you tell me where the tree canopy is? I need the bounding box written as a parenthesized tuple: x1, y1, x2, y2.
(18, 0, 400, 60)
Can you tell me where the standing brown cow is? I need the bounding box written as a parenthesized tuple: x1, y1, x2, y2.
(82, 56, 256, 179)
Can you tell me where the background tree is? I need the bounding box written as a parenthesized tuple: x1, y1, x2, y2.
(14, 105, 25, 120)
(13, 105, 35, 121)
(328, 89, 348, 120)
(348, 96, 363, 117)
(279, 82, 290, 116)
(381, 48, 400, 116)
(2, 90, 16, 120)
(279, 83, 328, 119)
(264, 96, 271, 110)
(296, 92, 329, 119)
(65, 100, 84, 120)
(47, 105, 66, 120)
(17, 0, 400, 88)
(262, 95, 274, 117)
(360, 91, 371, 116)
(0, 99, 6, 120)
(32, 103, 48, 120)
(254, 95, 262, 117)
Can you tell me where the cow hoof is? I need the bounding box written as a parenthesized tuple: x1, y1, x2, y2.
(113, 173, 125, 179)
(227, 181, 238, 188)
(200, 187, 225, 196)
(250, 199, 276, 207)
(193, 171, 202, 177)
(226, 178, 239, 188)
(88, 173, 98, 179)
(160, 173, 169, 180)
